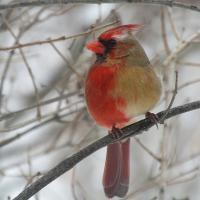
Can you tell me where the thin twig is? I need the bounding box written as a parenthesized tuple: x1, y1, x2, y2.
(166, 8, 181, 41)
(0, 91, 81, 124)
(0, 14, 22, 113)
(0, 49, 15, 113)
(178, 78, 200, 91)
(126, 165, 199, 199)
(160, 7, 170, 55)
(176, 61, 200, 67)
(1, 13, 42, 119)
(49, 42, 82, 80)
(134, 137, 161, 162)
(0, 101, 84, 148)
(163, 31, 200, 67)
(159, 71, 178, 123)
(0, 21, 118, 51)
(19, 49, 41, 119)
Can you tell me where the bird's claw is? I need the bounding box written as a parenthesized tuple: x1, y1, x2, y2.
(109, 124, 124, 140)
(145, 112, 159, 129)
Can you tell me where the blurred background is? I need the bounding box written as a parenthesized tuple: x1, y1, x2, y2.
(0, 1, 200, 200)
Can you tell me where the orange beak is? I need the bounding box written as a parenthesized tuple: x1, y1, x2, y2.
(86, 40, 105, 54)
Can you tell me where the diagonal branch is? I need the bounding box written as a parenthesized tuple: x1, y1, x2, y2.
(0, 21, 118, 51)
(13, 100, 200, 200)
(0, 1, 200, 12)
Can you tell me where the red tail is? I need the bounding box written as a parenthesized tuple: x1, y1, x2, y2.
(103, 139, 130, 198)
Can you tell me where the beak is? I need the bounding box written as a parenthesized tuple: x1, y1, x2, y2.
(86, 40, 104, 54)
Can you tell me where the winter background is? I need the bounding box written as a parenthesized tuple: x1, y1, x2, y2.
(0, 1, 200, 200)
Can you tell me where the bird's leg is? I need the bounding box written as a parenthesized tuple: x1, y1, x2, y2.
(145, 112, 159, 129)
(109, 124, 124, 141)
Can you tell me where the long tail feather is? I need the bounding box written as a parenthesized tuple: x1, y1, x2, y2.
(103, 139, 130, 198)
(116, 139, 130, 197)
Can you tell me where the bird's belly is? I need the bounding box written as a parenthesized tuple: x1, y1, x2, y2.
(85, 67, 130, 128)
(112, 66, 161, 118)
(86, 89, 129, 129)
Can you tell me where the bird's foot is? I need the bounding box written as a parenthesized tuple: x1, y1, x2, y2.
(109, 124, 124, 140)
(145, 112, 159, 129)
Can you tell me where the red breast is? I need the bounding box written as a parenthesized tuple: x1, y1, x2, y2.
(85, 63, 129, 129)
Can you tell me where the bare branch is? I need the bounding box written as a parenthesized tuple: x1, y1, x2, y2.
(0, 100, 84, 148)
(0, 21, 118, 51)
(166, 8, 181, 41)
(0, 90, 81, 123)
(134, 137, 161, 162)
(0, 1, 200, 12)
(2, 17, 42, 119)
(49, 42, 82, 80)
(13, 100, 200, 200)
(163, 30, 200, 67)
(160, 7, 171, 55)
(159, 71, 178, 123)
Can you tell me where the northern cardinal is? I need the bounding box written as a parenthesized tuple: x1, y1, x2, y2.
(85, 24, 161, 198)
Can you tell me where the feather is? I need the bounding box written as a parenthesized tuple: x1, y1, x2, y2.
(99, 24, 142, 40)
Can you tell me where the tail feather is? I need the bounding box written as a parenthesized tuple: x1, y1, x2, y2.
(103, 139, 130, 198)
(103, 142, 121, 198)
(116, 139, 130, 197)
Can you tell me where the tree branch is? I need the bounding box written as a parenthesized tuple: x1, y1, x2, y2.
(13, 100, 200, 200)
(0, 1, 200, 12)
(0, 21, 118, 51)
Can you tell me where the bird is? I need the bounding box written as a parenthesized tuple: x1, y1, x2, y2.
(85, 24, 161, 198)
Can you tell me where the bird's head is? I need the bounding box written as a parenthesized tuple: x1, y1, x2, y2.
(87, 24, 142, 57)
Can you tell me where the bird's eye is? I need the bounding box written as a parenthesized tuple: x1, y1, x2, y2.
(107, 39, 116, 47)
(99, 39, 116, 49)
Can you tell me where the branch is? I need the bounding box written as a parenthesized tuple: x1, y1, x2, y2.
(0, 21, 118, 51)
(0, 0, 200, 12)
(0, 91, 81, 123)
(13, 100, 200, 200)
